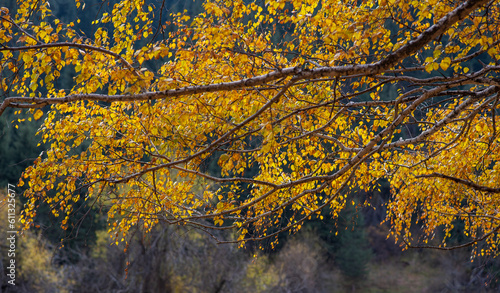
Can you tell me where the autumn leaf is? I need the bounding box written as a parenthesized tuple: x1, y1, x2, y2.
(33, 109, 43, 120)
(440, 57, 451, 71)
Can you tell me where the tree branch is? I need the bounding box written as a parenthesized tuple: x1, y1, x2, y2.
(0, 42, 137, 73)
(403, 222, 500, 251)
(0, 0, 489, 116)
(416, 172, 500, 193)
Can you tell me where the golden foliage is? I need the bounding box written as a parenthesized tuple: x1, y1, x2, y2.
(1, 0, 500, 253)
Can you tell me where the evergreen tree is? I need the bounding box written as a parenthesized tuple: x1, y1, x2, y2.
(336, 204, 372, 282)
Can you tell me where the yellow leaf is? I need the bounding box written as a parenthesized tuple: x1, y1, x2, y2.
(33, 109, 44, 120)
(425, 63, 434, 73)
(433, 49, 441, 59)
(440, 57, 451, 71)
(218, 154, 230, 167)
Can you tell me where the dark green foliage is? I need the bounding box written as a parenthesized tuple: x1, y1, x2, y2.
(336, 204, 372, 281)
(0, 109, 43, 187)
